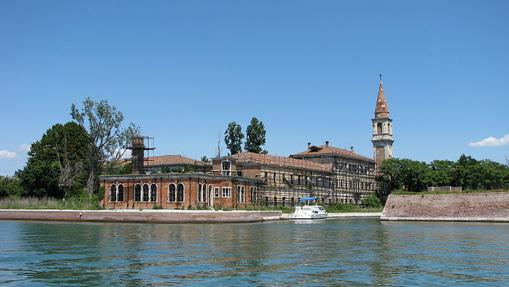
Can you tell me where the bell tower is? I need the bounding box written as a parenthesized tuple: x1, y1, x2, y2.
(371, 75, 394, 169)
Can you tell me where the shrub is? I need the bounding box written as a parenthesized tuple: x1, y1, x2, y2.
(362, 195, 382, 208)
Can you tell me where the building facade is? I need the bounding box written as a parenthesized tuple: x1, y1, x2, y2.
(102, 173, 262, 210)
(101, 79, 392, 209)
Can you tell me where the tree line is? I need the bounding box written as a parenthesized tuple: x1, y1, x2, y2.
(377, 154, 509, 198)
(1, 98, 138, 200)
(224, 117, 267, 155)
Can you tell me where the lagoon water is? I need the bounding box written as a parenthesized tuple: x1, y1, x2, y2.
(1, 219, 509, 286)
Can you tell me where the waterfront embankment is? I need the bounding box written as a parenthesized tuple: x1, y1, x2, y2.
(381, 192, 509, 222)
(0, 209, 282, 223)
(0, 209, 382, 223)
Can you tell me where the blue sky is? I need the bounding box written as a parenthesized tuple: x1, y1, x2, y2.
(1, 0, 508, 175)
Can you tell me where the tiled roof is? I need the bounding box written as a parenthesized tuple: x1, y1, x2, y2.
(232, 152, 331, 172)
(150, 155, 208, 166)
(291, 145, 374, 162)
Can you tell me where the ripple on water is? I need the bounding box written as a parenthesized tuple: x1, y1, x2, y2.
(1, 219, 509, 286)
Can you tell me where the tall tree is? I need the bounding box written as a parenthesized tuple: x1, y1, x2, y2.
(71, 98, 139, 197)
(224, 122, 244, 155)
(0, 176, 23, 198)
(245, 117, 267, 153)
(17, 122, 90, 198)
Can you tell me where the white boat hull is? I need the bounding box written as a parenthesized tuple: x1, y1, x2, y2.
(290, 205, 328, 220)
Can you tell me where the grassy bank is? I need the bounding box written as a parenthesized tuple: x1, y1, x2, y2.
(213, 205, 295, 214)
(324, 203, 383, 213)
(392, 189, 509, 196)
(215, 204, 382, 214)
(0, 196, 102, 210)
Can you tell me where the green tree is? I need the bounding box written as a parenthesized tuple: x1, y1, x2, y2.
(245, 117, 266, 153)
(428, 160, 455, 186)
(224, 122, 244, 155)
(0, 176, 23, 198)
(71, 98, 139, 197)
(378, 158, 430, 193)
(378, 155, 509, 195)
(377, 158, 404, 192)
(17, 122, 90, 198)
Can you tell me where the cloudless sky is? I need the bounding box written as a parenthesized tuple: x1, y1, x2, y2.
(1, 0, 508, 175)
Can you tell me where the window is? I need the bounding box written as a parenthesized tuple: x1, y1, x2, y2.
(377, 122, 383, 134)
(221, 161, 231, 176)
(222, 187, 231, 198)
(250, 186, 257, 203)
(142, 184, 149, 202)
(150, 184, 157, 202)
(109, 185, 116, 202)
(169, 184, 176, 202)
(134, 184, 141, 201)
(205, 185, 211, 202)
(198, 184, 207, 203)
(237, 185, 245, 203)
(177, 183, 184, 202)
(214, 187, 220, 198)
(117, 184, 124, 201)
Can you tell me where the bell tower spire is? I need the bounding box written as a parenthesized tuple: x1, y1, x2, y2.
(371, 76, 394, 170)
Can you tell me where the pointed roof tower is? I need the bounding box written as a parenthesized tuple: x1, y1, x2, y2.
(375, 75, 390, 119)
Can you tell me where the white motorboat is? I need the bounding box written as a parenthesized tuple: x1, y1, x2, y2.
(290, 197, 328, 219)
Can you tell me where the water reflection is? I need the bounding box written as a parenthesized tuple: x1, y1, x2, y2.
(0, 219, 508, 286)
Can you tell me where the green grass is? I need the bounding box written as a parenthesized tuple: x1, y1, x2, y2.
(0, 196, 102, 210)
(213, 205, 296, 214)
(392, 189, 509, 196)
(324, 203, 383, 213)
(228, 204, 382, 214)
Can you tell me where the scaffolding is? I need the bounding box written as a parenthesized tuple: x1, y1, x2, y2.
(127, 136, 155, 174)
(236, 152, 372, 207)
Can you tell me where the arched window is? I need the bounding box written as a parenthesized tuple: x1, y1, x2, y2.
(206, 185, 211, 202)
(109, 185, 116, 202)
(142, 184, 149, 202)
(150, 184, 157, 202)
(198, 184, 207, 203)
(377, 122, 382, 134)
(197, 184, 202, 202)
(169, 184, 176, 202)
(134, 184, 141, 201)
(177, 183, 184, 202)
(117, 184, 124, 201)
(238, 185, 245, 203)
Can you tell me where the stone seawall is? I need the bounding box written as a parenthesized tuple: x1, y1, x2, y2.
(381, 192, 509, 222)
(0, 209, 282, 224)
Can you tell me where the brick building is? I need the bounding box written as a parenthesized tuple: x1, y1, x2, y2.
(101, 79, 392, 209)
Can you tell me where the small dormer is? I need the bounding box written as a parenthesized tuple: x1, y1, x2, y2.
(211, 156, 237, 176)
(308, 145, 322, 153)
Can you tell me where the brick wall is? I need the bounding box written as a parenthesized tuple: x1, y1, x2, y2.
(382, 192, 509, 220)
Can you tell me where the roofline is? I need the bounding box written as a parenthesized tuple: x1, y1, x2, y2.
(290, 153, 375, 163)
(100, 172, 264, 183)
